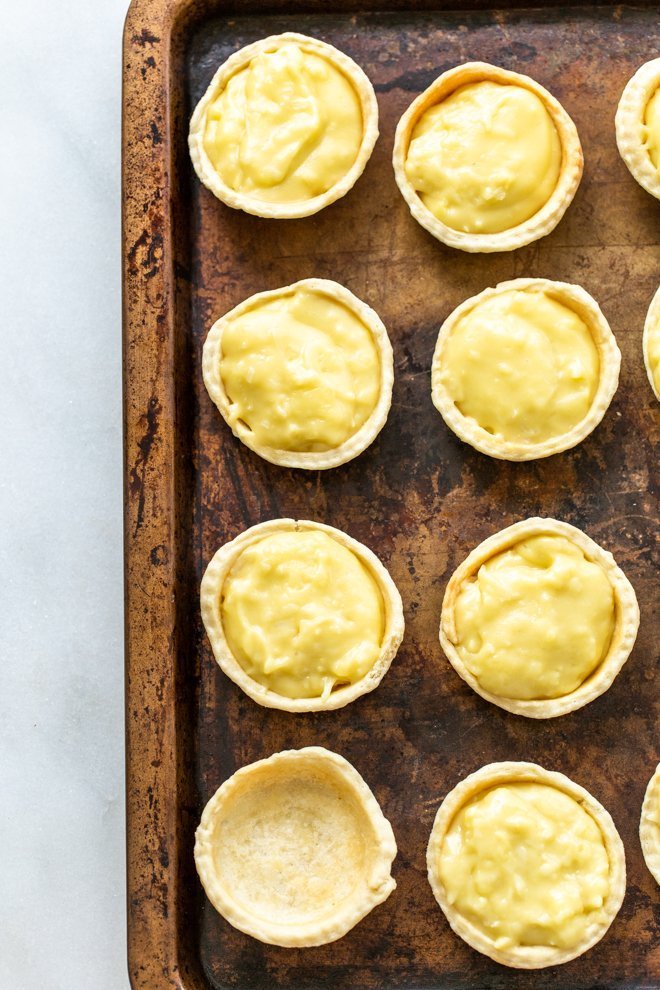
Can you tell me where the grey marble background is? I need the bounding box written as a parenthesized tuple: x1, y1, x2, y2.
(1, 1, 129, 986)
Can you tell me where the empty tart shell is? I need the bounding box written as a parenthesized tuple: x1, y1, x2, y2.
(615, 58, 660, 200)
(189, 33, 379, 218)
(195, 747, 397, 946)
(427, 762, 626, 968)
(202, 279, 394, 469)
(392, 62, 583, 253)
(431, 278, 621, 460)
(440, 518, 639, 718)
(200, 519, 405, 712)
(643, 285, 660, 400)
(640, 764, 660, 884)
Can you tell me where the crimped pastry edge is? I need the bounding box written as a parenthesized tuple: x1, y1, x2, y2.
(200, 519, 405, 712)
(643, 284, 660, 401)
(392, 62, 583, 253)
(426, 761, 627, 968)
(640, 764, 660, 884)
(202, 278, 394, 469)
(189, 32, 379, 218)
(439, 518, 640, 718)
(430, 277, 621, 460)
(195, 746, 397, 946)
(615, 58, 660, 201)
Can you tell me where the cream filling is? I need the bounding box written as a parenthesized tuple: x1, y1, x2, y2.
(220, 287, 380, 452)
(440, 289, 600, 444)
(203, 43, 363, 203)
(221, 530, 385, 699)
(405, 81, 562, 234)
(453, 535, 615, 700)
(648, 313, 660, 394)
(438, 782, 610, 950)
(644, 87, 660, 171)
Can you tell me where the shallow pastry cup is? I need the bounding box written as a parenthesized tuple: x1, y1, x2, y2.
(440, 518, 640, 718)
(392, 62, 583, 253)
(202, 278, 394, 469)
(431, 278, 621, 460)
(200, 519, 405, 712)
(195, 747, 397, 946)
(640, 764, 660, 884)
(189, 33, 379, 218)
(427, 761, 626, 969)
(615, 58, 660, 200)
(643, 285, 660, 401)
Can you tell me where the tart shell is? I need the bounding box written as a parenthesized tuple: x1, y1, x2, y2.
(643, 284, 660, 401)
(200, 519, 405, 712)
(189, 33, 379, 219)
(202, 278, 394, 469)
(195, 747, 397, 946)
(440, 518, 640, 718)
(392, 62, 583, 253)
(640, 764, 660, 884)
(427, 761, 627, 968)
(431, 278, 621, 460)
(615, 58, 660, 201)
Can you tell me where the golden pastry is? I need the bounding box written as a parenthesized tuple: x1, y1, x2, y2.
(202, 279, 393, 469)
(643, 285, 660, 400)
(440, 518, 639, 718)
(427, 762, 626, 968)
(431, 278, 620, 460)
(189, 33, 378, 218)
(200, 519, 404, 712)
(615, 58, 660, 200)
(640, 764, 660, 884)
(195, 747, 397, 946)
(393, 62, 582, 252)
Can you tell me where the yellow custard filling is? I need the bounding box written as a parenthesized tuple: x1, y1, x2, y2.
(405, 81, 562, 234)
(220, 288, 380, 452)
(453, 535, 615, 700)
(648, 316, 660, 393)
(440, 289, 600, 443)
(203, 43, 363, 204)
(221, 530, 385, 699)
(438, 782, 610, 950)
(644, 87, 660, 170)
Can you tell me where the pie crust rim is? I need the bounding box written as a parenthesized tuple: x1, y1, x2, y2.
(643, 284, 660, 401)
(615, 58, 660, 201)
(640, 763, 660, 884)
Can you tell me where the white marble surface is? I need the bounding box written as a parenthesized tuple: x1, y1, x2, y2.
(1, 1, 130, 986)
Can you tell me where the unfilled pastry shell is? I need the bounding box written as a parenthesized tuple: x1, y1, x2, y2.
(640, 764, 660, 884)
(440, 518, 640, 718)
(643, 285, 660, 401)
(615, 58, 660, 201)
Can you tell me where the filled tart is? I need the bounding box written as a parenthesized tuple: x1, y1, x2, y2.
(640, 764, 660, 884)
(615, 58, 660, 200)
(643, 285, 660, 400)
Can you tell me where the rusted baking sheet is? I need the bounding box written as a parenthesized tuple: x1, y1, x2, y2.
(123, 1, 659, 987)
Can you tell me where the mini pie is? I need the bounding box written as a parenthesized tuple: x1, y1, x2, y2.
(643, 285, 660, 400)
(195, 747, 397, 946)
(431, 278, 621, 460)
(202, 279, 394, 469)
(189, 33, 378, 218)
(440, 518, 639, 718)
(200, 519, 405, 712)
(427, 762, 626, 968)
(640, 764, 660, 884)
(615, 58, 660, 200)
(393, 62, 583, 253)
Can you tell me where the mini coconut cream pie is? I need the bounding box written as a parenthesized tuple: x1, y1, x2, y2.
(195, 747, 397, 946)
(200, 519, 404, 712)
(640, 764, 660, 884)
(427, 762, 626, 968)
(393, 62, 583, 253)
(615, 58, 660, 200)
(203, 279, 393, 469)
(440, 518, 639, 718)
(189, 33, 378, 218)
(431, 278, 620, 460)
(644, 285, 660, 400)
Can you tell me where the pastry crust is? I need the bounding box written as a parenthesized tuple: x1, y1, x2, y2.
(615, 58, 660, 200)
(392, 62, 583, 253)
(427, 761, 626, 968)
(643, 285, 660, 401)
(640, 764, 660, 884)
(431, 278, 620, 460)
(440, 518, 639, 718)
(201, 519, 405, 712)
(189, 33, 379, 218)
(202, 279, 394, 469)
(195, 747, 397, 946)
